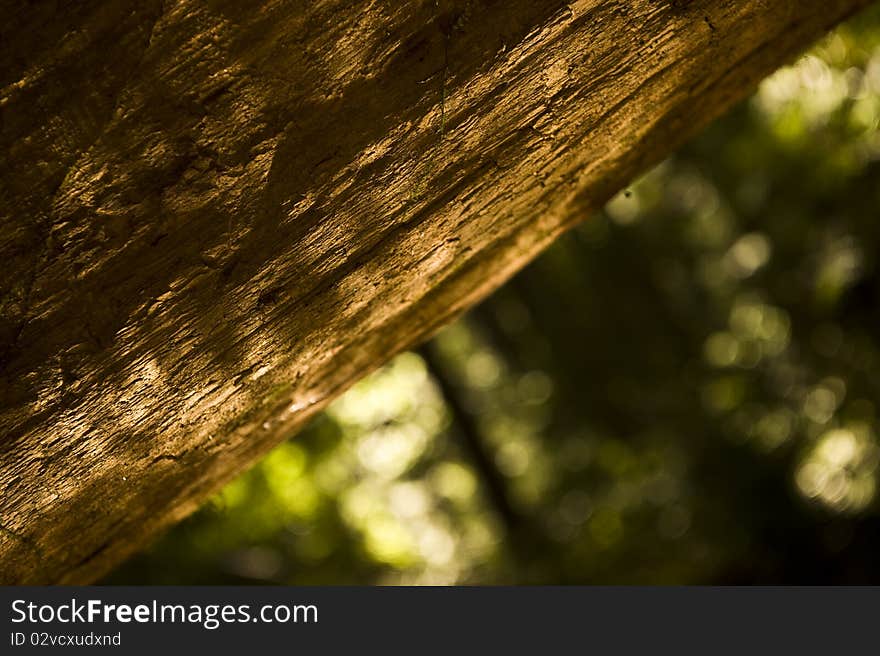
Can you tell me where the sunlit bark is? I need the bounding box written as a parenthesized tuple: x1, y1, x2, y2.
(0, 0, 873, 583)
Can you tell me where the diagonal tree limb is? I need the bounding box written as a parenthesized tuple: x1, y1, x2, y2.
(0, 0, 874, 583)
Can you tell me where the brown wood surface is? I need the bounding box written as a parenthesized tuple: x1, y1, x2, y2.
(1, 0, 873, 584)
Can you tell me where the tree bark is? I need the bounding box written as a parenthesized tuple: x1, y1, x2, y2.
(0, 0, 872, 584)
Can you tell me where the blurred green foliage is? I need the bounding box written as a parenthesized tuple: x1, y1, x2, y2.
(107, 7, 880, 584)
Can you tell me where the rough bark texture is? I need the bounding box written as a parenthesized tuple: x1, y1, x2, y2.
(0, 0, 873, 584)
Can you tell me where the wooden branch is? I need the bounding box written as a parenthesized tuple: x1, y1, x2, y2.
(0, 0, 872, 583)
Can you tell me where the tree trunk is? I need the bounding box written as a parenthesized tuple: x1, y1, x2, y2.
(0, 0, 872, 584)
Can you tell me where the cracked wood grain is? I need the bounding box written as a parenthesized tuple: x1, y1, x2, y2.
(0, 0, 874, 583)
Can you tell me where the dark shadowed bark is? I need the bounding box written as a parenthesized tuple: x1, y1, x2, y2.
(0, 0, 873, 584)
